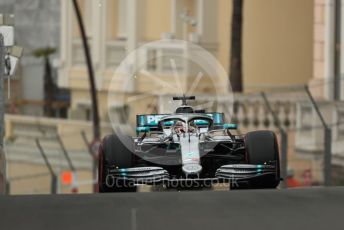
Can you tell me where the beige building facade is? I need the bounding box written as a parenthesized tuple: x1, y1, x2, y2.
(311, 0, 344, 99)
(294, 0, 344, 185)
(58, 0, 314, 122)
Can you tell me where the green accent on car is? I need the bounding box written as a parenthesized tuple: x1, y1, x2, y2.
(136, 126, 150, 133)
(223, 123, 238, 129)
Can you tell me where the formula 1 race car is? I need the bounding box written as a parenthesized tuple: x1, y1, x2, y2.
(98, 95, 280, 192)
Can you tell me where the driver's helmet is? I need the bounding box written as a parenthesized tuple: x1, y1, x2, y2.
(188, 120, 197, 132)
(174, 121, 186, 133)
(175, 121, 184, 127)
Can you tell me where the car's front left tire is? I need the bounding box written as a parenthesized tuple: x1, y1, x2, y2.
(243, 130, 280, 189)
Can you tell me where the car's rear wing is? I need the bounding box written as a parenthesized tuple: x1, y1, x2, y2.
(136, 112, 225, 131)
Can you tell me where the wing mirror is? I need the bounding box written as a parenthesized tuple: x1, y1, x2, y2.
(223, 123, 238, 129)
(136, 126, 150, 134)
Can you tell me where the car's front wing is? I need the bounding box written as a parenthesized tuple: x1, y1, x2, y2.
(105, 163, 279, 188)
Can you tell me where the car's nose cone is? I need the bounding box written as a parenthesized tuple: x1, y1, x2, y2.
(182, 164, 202, 175)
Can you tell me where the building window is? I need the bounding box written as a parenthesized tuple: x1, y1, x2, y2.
(71, 0, 92, 65)
(109, 105, 129, 123)
(107, 0, 127, 40)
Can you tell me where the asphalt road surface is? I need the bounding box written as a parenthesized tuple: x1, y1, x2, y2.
(1, 187, 343, 230)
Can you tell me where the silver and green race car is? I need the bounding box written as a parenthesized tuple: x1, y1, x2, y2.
(98, 95, 280, 192)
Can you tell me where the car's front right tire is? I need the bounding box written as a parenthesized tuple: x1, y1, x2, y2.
(98, 133, 136, 193)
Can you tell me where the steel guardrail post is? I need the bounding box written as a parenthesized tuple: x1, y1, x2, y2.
(35, 138, 58, 194)
(57, 134, 78, 192)
(324, 127, 332, 186)
(304, 85, 332, 186)
(81, 131, 97, 192)
(57, 134, 76, 172)
(0, 34, 4, 148)
(0, 34, 5, 194)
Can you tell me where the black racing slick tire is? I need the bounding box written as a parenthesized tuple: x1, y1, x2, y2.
(243, 130, 280, 189)
(98, 133, 136, 193)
